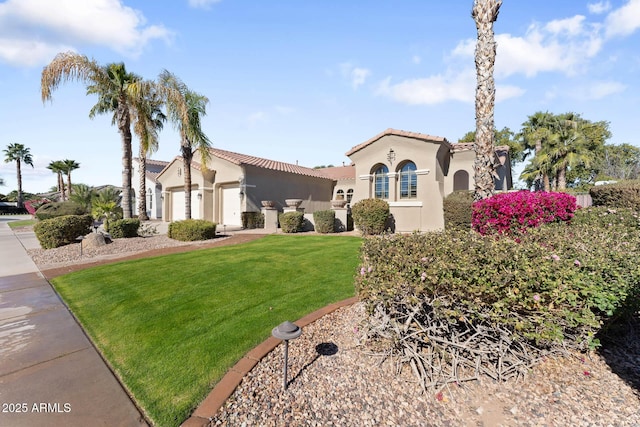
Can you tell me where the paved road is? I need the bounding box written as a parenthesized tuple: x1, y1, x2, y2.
(0, 216, 148, 427)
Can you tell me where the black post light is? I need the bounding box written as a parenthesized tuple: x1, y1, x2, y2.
(271, 321, 302, 390)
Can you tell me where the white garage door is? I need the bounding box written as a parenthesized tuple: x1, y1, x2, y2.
(171, 190, 201, 221)
(222, 186, 242, 226)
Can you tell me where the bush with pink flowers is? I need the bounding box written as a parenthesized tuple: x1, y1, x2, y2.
(472, 191, 576, 235)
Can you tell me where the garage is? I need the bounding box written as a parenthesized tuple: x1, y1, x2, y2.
(221, 186, 242, 226)
(171, 190, 201, 221)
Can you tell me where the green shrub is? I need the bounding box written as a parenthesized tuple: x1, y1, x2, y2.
(241, 212, 265, 229)
(168, 219, 217, 241)
(313, 210, 335, 233)
(571, 206, 640, 229)
(279, 211, 304, 233)
(109, 218, 141, 238)
(33, 214, 93, 249)
(35, 201, 87, 220)
(351, 198, 390, 235)
(356, 219, 640, 389)
(443, 190, 474, 230)
(590, 180, 640, 209)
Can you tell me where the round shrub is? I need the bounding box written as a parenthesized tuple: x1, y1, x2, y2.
(472, 191, 576, 235)
(35, 201, 87, 220)
(279, 211, 304, 233)
(443, 190, 474, 230)
(313, 210, 335, 233)
(168, 219, 217, 241)
(109, 218, 141, 238)
(351, 198, 390, 235)
(33, 214, 93, 249)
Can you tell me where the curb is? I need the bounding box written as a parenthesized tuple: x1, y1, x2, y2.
(180, 296, 360, 427)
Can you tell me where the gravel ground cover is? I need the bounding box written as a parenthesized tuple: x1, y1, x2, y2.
(211, 304, 640, 427)
(20, 229, 640, 426)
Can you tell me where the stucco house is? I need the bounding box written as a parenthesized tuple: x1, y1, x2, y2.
(156, 148, 334, 225)
(154, 128, 511, 232)
(132, 158, 169, 220)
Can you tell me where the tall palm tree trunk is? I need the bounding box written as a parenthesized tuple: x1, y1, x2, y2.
(472, 0, 502, 201)
(138, 146, 149, 220)
(117, 97, 134, 219)
(15, 159, 23, 208)
(182, 140, 193, 220)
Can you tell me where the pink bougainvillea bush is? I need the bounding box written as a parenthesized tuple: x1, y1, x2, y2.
(472, 191, 577, 235)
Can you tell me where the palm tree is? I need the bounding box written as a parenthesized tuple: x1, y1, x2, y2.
(131, 86, 166, 220)
(41, 52, 149, 218)
(60, 159, 80, 199)
(47, 160, 66, 200)
(158, 70, 212, 219)
(471, 0, 502, 201)
(519, 111, 555, 190)
(69, 183, 95, 212)
(3, 143, 34, 208)
(92, 186, 123, 232)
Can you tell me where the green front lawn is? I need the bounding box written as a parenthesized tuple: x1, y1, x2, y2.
(7, 219, 37, 229)
(52, 234, 362, 426)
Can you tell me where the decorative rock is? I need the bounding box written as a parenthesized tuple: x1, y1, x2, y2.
(82, 232, 107, 249)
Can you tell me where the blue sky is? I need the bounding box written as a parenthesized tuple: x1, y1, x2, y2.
(1, 0, 639, 194)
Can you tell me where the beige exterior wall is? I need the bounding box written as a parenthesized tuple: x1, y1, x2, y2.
(158, 153, 334, 225)
(348, 134, 447, 232)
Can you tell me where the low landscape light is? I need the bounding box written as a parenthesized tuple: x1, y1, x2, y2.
(271, 321, 302, 390)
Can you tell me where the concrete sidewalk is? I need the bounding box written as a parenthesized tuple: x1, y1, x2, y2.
(0, 216, 148, 427)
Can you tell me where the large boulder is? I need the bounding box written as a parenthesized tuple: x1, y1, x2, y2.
(82, 232, 108, 250)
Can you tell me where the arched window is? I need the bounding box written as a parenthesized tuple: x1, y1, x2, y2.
(346, 189, 354, 203)
(336, 189, 345, 199)
(373, 165, 389, 199)
(399, 162, 417, 199)
(453, 170, 469, 191)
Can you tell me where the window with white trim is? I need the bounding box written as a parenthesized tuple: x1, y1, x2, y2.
(399, 162, 417, 199)
(373, 165, 389, 199)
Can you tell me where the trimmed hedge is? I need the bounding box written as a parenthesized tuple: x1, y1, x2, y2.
(356, 215, 640, 388)
(351, 198, 390, 235)
(109, 218, 141, 238)
(168, 219, 217, 241)
(590, 180, 640, 210)
(35, 201, 87, 220)
(313, 210, 335, 233)
(33, 214, 93, 249)
(443, 190, 474, 230)
(241, 212, 265, 229)
(279, 211, 304, 233)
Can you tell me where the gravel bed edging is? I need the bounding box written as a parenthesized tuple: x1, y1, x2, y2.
(181, 296, 360, 427)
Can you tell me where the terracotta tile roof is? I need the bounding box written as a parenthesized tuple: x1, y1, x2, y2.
(316, 164, 356, 180)
(346, 128, 449, 156)
(134, 158, 170, 183)
(208, 148, 333, 180)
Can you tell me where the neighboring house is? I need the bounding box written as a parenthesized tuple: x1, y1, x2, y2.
(132, 158, 170, 220)
(345, 128, 511, 232)
(154, 128, 512, 231)
(155, 148, 334, 225)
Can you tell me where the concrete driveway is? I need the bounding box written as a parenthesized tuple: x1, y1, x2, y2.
(0, 216, 148, 427)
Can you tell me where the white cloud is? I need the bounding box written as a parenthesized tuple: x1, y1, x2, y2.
(375, 70, 474, 105)
(187, 0, 222, 10)
(339, 62, 371, 89)
(247, 111, 267, 127)
(575, 81, 627, 99)
(605, 0, 640, 38)
(0, 0, 173, 67)
(0, 38, 75, 67)
(588, 1, 611, 14)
